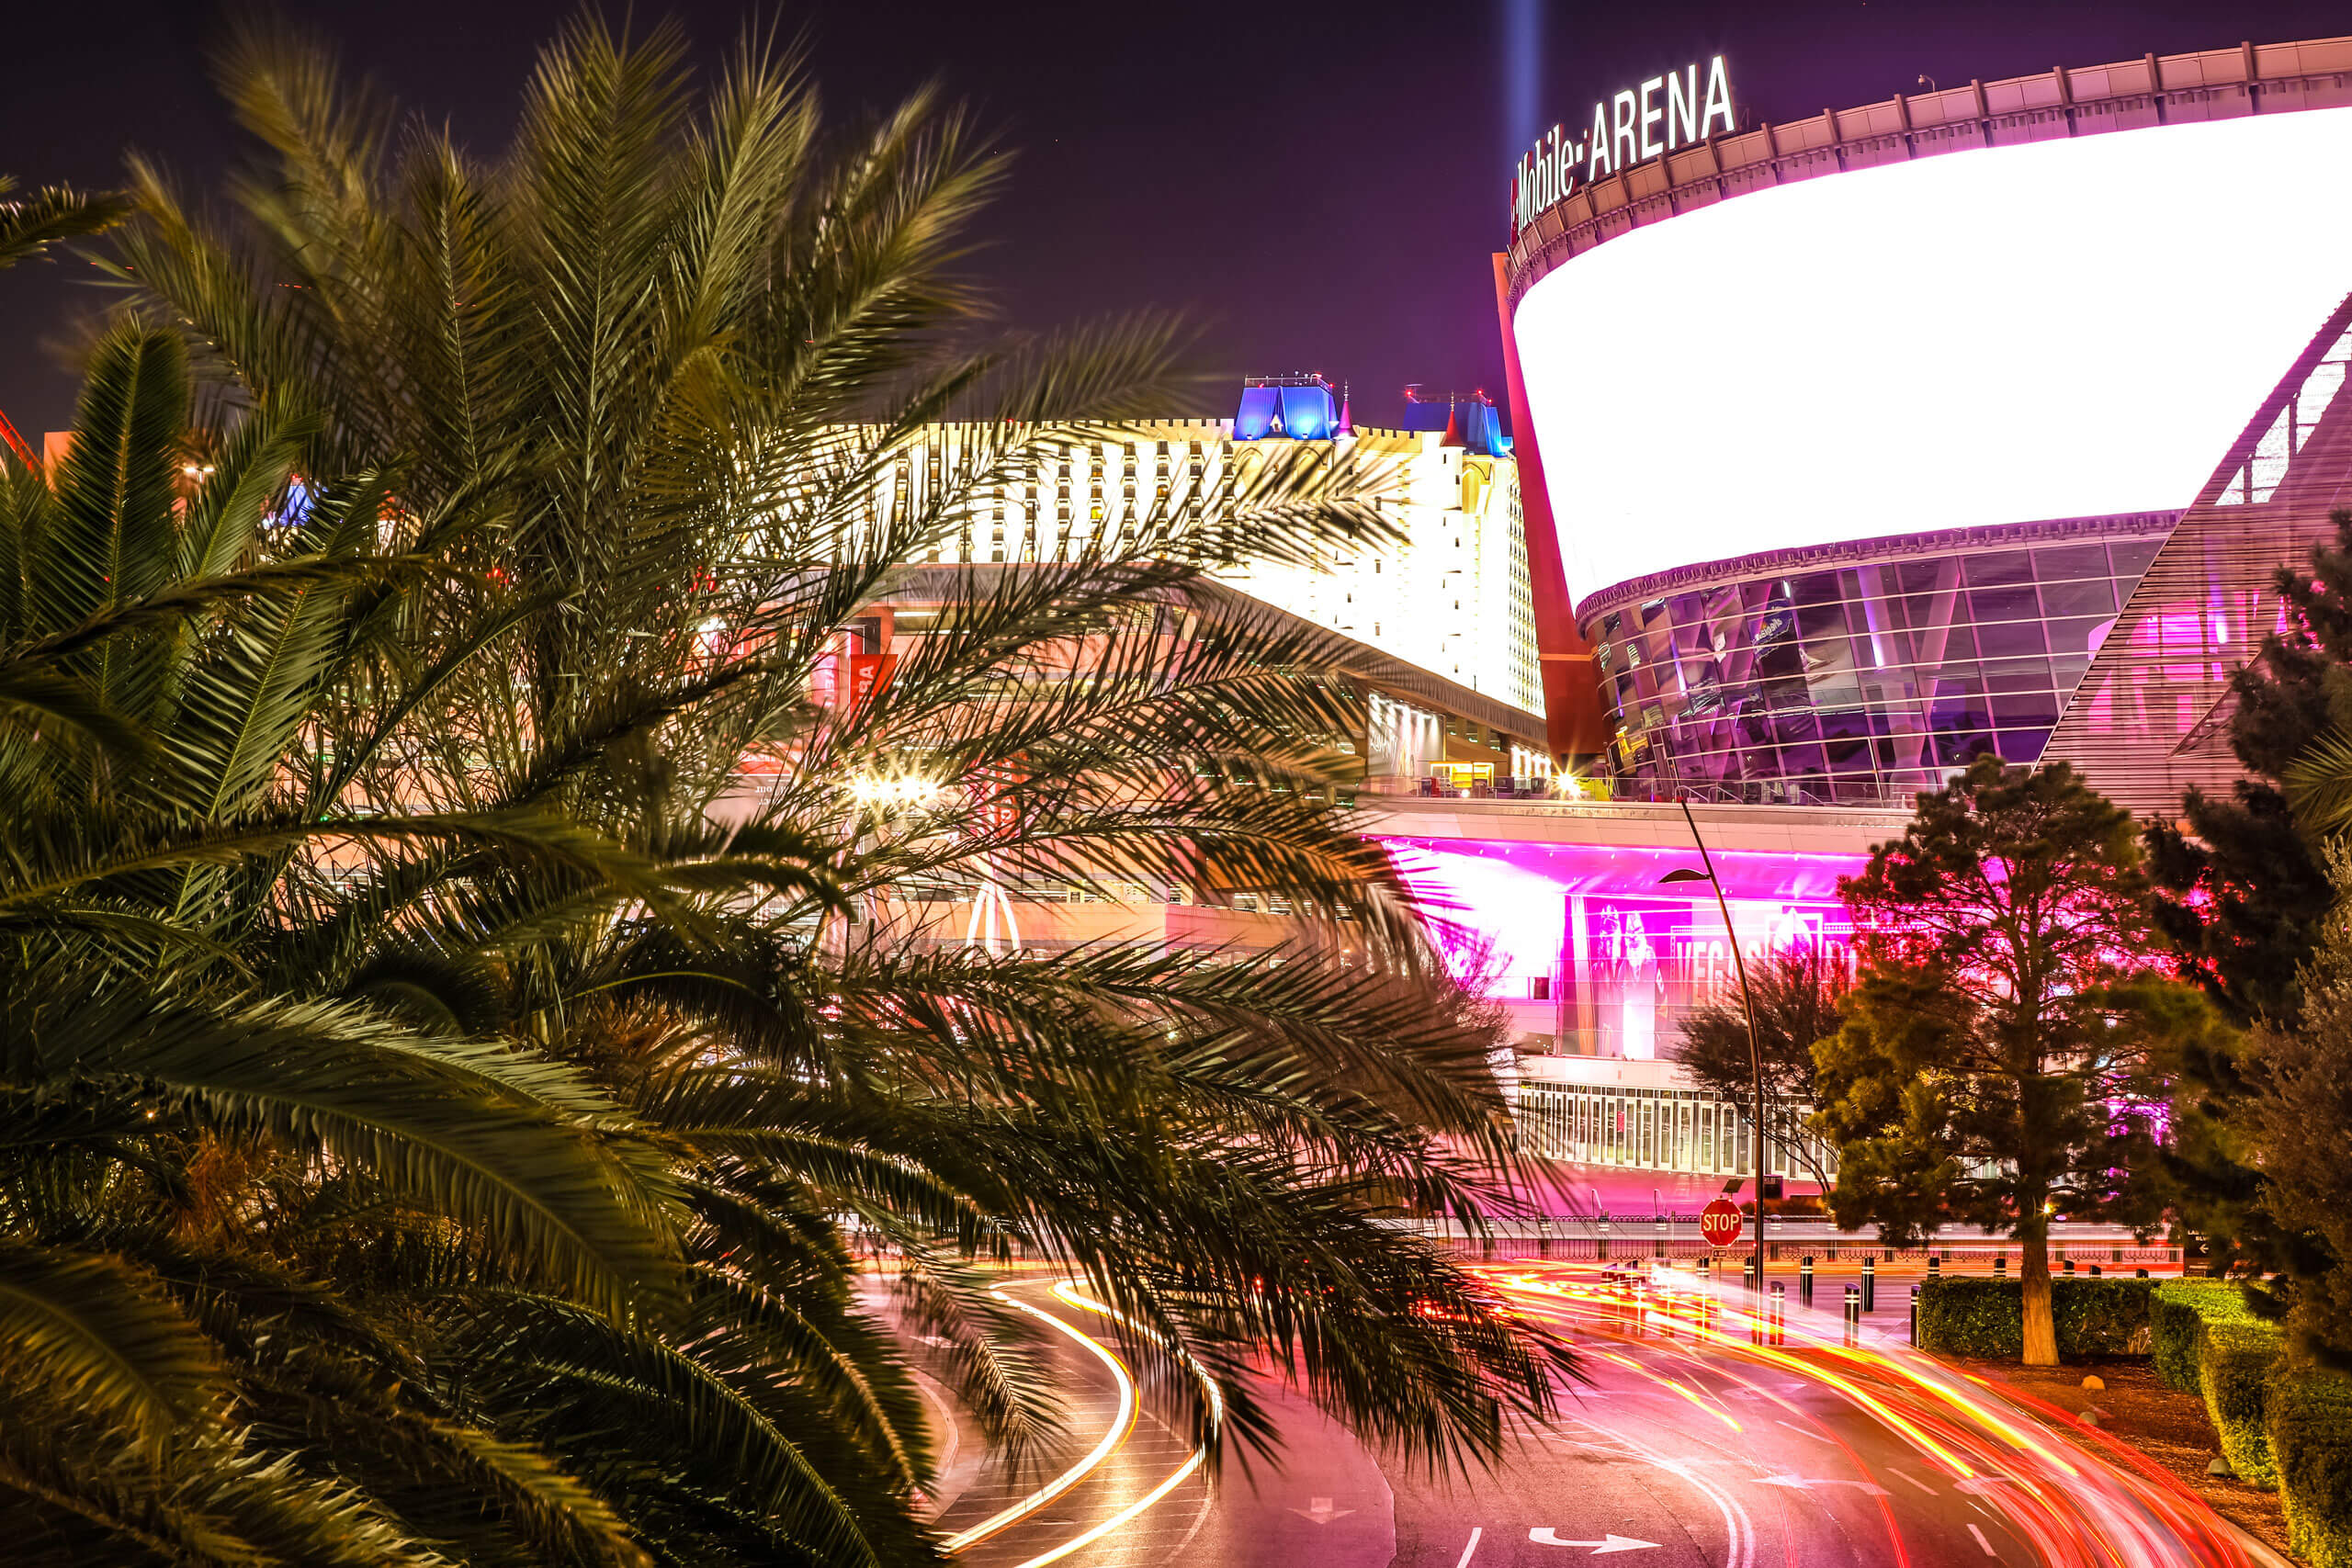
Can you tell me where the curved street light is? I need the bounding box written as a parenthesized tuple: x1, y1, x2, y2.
(1659, 798, 1770, 1296)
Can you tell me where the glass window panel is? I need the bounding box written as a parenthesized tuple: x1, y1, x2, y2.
(1965, 552, 2035, 587)
(2044, 615, 2116, 658)
(2108, 539, 2165, 581)
(1926, 625, 1979, 662)
(1989, 692, 2061, 727)
(1935, 727, 1998, 767)
(1995, 727, 2052, 761)
(1795, 599, 1851, 638)
(1980, 657, 2053, 687)
(1897, 558, 1959, 594)
(2032, 544, 2111, 581)
(1787, 572, 1843, 606)
(1970, 586, 2041, 624)
(1975, 618, 2048, 657)
(2038, 577, 2117, 618)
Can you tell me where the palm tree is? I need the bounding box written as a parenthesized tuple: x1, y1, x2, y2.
(0, 321, 709, 1562)
(0, 175, 129, 272)
(58, 9, 1576, 1562)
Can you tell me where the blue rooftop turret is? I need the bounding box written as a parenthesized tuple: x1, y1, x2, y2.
(1235, 374, 1339, 440)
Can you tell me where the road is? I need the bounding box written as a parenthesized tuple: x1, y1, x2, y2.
(925, 1267, 2284, 1568)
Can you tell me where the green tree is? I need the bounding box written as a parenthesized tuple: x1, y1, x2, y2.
(1814, 758, 2183, 1365)
(1672, 942, 1846, 1190)
(2143, 513, 2352, 1276)
(2239, 844, 2352, 1371)
(21, 12, 1576, 1563)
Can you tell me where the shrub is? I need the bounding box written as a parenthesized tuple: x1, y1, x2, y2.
(1914, 1277, 2154, 1358)
(2147, 1281, 2286, 1483)
(2202, 1325, 2283, 1487)
(2152, 1290, 2210, 1392)
(2273, 1371, 2352, 1568)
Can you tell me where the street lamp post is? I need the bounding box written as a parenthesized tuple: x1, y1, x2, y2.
(1659, 799, 1770, 1296)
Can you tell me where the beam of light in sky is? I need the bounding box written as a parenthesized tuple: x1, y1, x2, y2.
(1502, 0, 1542, 164)
(1514, 104, 2352, 610)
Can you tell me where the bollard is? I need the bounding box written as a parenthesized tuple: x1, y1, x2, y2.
(1770, 1281, 1786, 1345)
(1697, 1255, 1711, 1285)
(1634, 1281, 1648, 1335)
(1994, 1254, 2007, 1276)
(1801, 1256, 1815, 1307)
(1655, 1215, 1668, 1259)
(1928, 1254, 1941, 1277)
(2064, 1258, 2075, 1276)
(1861, 1256, 1876, 1313)
(1598, 1219, 1610, 1262)
(1842, 1284, 1860, 1346)
(2089, 1264, 2102, 1278)
(1910, 1284, 1921, 1344)
(2136, 1268, 2149, 1278)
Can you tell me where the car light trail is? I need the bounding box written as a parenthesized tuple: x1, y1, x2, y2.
(940, 1288, 1138, 1551)
(1476, 1260, 2273, 1568)
(1003, 1447, 1207, 1568)
(942, 1280, 1218, 1568)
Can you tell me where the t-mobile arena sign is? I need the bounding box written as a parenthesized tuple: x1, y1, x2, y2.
(1509, 56, 1736, 239)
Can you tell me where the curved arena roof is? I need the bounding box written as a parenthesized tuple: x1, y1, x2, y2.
(1505, 38, 2352, 615)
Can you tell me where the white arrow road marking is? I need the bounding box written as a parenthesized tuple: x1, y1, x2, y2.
(1454, 1526, 1483, 1567)
(1528, 1529, 1664, 1553)
(1289, 1496, 1354, 1526)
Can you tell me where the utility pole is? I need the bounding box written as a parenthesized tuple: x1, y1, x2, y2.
(1659, 799, 1769, 1294)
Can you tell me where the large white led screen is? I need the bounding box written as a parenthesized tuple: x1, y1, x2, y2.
(1513, 105, 2352, 610)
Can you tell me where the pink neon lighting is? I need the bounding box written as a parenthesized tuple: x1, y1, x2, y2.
(1381, 837, 1869, 1059)
(1516, 105, 2352, 607)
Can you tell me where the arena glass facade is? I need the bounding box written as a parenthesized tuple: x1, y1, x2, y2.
(1586, 513, 2177, 806)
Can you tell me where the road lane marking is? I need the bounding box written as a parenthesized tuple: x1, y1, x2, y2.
(1455, 1525, 1483, 1566)
(1887, 1464, 1938, 1495)
(1291, 1496, 1355, 1525)
(1529, 1529, 1664, 1553)
(1966, 1522, 1997, 1556)
(1755, 1472, 1892, 1496)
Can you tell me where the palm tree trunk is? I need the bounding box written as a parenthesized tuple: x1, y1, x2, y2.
(2019, 1220, 2058, 1366)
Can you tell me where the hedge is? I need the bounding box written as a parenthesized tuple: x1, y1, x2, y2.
(2202, 1326, 2283, 1486)
(2148, 1281, 2285, 1486)
(2273, 1371, 2352, 1568)
(1914, 1277, 2154, 1359)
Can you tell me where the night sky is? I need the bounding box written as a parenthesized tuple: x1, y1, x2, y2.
(6, 0, 2351, 440)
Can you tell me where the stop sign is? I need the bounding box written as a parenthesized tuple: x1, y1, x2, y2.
(1700, 1199, 1744, 1249)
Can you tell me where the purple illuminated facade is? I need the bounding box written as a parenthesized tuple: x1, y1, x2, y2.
(1588, 514, 2175, 805)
